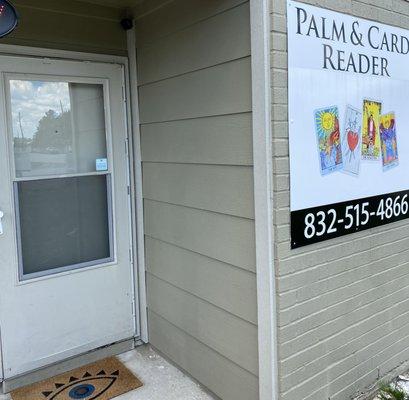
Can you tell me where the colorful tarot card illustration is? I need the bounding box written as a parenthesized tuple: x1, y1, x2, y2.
(314, 106, 343, 175)
(380, 112, 398, 171)
(362, 99, 381, 160)
(341, 105, 362, 175)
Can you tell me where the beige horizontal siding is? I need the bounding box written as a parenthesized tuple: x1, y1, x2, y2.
(2, 0, 126, 54)
(137, 1, 257, 398)
(144, 199, 255, 273)
(135, 0, 248, 46)
(138, 57, 252, 124)
(147, 274, 258, 375)
(271, 0, 409, 399)
(137, 2, 250, 85)
(143, 163, 254, 218)
(149, 311, 259, 400)
(140, 113, 253, 166)
(13, 0, 121, 20)
(145, 237, 257, 324)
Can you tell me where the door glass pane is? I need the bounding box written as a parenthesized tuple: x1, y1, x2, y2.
(10, 80, 108, 178)
(16, 175, 113, 278)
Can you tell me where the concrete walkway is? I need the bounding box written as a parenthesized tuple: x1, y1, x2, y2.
(1, 345, 216, 400)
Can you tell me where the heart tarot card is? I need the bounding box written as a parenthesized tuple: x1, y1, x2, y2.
(342, 105, 362, 175)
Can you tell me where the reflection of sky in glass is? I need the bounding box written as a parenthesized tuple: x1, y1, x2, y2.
(10, 80, 71, 139)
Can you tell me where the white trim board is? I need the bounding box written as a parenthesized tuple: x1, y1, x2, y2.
(126, 26, 149, 343)
(0, 43, 127, 64)
(250, 1, 279, 400)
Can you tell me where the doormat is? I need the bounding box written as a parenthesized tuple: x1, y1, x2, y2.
(11, 356, 143, 400)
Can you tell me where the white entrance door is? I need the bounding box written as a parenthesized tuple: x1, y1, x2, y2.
(0, 55, 136, 379)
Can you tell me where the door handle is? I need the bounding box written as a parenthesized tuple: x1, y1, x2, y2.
(0, 211, 4, 235)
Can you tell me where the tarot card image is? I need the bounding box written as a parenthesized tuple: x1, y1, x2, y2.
(362, 99, 381, 160)
(314, 106, 343, 175)
(342, 105, 362, 175)
(380, 112, 398, 171)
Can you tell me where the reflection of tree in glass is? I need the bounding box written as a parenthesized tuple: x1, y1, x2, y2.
(31, 109, 72, 154)
(14, 112, 31, 151)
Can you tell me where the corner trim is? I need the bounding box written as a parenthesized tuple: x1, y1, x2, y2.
(250, 1, 279, 400)
(126, 27, 149, 343)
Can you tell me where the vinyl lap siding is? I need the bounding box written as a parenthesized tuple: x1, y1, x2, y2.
(1, 0, 126, 54)
(271, 0, 409, 399)
(136, 1, 258, 399)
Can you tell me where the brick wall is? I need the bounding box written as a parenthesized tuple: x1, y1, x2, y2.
(270, 0, 409, 399)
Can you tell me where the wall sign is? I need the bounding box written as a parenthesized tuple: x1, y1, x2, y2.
(0, 0, 17, 38)
(288, 1, 409, 248)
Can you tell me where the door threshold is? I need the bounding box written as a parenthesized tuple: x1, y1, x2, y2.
(1, 338, 138, 393)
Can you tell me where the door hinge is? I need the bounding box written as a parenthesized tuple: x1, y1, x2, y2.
(122, 85, 126, 102)
(129, 247, 133, 264)
(131, 297, 136, 317)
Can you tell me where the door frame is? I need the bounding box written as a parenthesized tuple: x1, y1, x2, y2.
(0, 44, 148, 381)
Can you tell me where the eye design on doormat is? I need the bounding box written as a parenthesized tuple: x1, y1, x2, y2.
(41, 369, 119, 399)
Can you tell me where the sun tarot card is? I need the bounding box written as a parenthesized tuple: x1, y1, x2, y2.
(314, 106, 343, 175)
(380, 112, 398, 171)
(341, 105, 362, 175)
(362, 99, 381, 161)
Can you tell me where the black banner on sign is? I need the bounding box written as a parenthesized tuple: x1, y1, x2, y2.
(291, 189, 409, 249)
